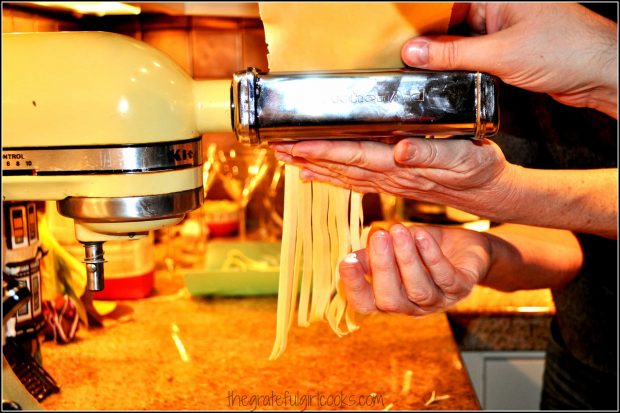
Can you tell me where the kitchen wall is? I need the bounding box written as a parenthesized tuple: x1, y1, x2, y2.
(2, 4, 269, 79)
(2, 4, 79, 32)
(67, 14, 269, 79)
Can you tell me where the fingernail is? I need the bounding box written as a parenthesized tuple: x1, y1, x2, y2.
(299, 168, 315, 181)
(414, 232, 428, 250)
(290, 144, 309, 157)
(402, 40, 429, 67)
(274, 151, 293, 163)
(371, 231, 389, 253)
(343, 252, 358, 264)
(269, 143, 294, 153)
(395, 140, 416, 164)
(390, 225, 409, 243)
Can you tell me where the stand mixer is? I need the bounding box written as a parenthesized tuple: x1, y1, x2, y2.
(2, 31, 231, 409)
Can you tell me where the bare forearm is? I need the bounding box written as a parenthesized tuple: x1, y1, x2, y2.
(498, 167, 618, 239)
(481, 224, 584, 292)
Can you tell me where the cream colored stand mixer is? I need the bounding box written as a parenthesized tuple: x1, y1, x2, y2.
(2, 31, 231, 410)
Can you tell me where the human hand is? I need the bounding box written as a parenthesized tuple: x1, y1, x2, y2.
(338, 223, 491, 315)
(402, 3, 617, 118)
(271, 137, 518, 222)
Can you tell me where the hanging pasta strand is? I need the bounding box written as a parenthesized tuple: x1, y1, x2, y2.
(327, 185, 343, 291)
(345, 191, 365, 332)
(326, 186, 357, 336)
(350, 191, 364, 251)
(309, 182, 325, 321)
(311, 182, 334, 322)
(269, 165, 301, 360)
(287, 193, 304, 332)
(296, 178, 314, 327)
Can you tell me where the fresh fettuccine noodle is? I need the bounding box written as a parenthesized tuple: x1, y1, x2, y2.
(260, 2, 453, 360)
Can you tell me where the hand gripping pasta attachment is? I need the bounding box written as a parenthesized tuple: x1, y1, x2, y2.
(231, 67, 499, 145)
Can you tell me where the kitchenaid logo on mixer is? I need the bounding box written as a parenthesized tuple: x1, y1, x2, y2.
(167, 148, 195, 162)
(329, 89, 424, 104)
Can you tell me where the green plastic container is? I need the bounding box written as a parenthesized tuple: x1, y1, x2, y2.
(182, 241, 281, 297)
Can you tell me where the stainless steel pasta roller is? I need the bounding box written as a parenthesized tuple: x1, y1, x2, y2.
(231, 67, 499, 145)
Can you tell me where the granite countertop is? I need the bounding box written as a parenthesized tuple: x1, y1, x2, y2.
(39, 270, 480, 410)
(35, 226, 556, 409)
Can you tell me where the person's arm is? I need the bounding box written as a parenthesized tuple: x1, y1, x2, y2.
(403, 3, 617, 119)
(498, 166, 617, 240)
(483, 223, 585, 291)
(272, 138, 618, 239)
(338, 223, 583, 316)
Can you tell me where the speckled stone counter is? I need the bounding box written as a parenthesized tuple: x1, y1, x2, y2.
(38, 272, 479, 411)
(447, 286, 555, 351)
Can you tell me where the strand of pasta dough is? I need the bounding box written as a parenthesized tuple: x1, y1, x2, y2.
(269, 165, 301, 360)
(296, 177, 313, 327)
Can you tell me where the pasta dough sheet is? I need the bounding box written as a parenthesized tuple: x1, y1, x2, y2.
(260, 2, 453, 71)
(261, 2, 454, 360)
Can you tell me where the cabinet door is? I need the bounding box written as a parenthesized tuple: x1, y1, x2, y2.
(461, 351, 545, 410)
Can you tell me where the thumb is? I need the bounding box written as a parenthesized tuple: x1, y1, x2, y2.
(394, 138, 479, 169)
(401, 34, 503, 73)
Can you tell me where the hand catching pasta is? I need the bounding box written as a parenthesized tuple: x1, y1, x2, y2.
(338, 223, 491, 315)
